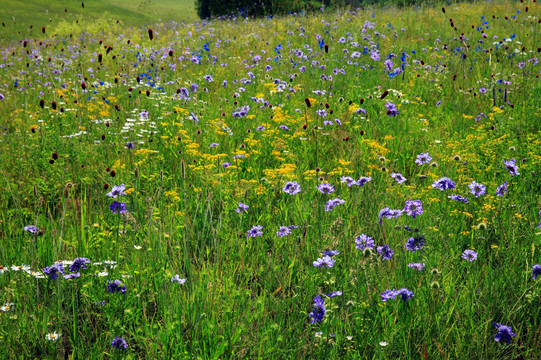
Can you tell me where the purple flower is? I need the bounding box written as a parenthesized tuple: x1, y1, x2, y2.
(355, 234, 375, 250)
(107, 280, 126, 294)
(326, 291, 342, 297)
(106, 184, 127, 198)
(125, 142, 135, 149)
(256, 125, 266, 131)
(69, 258, 91, 273)
(247, 225, 263, 238)
(235, 202, 249, 213)
(503, 159, 520, 176)
(309, 295, 326, 324)
(468, 181, 486, 198)
(279, 125, 289, 131)
(24, 225, 39, 234)
(385, 101, 399, 117)
(111, 336, 128, 350)
(384, 59, 393, 71)
(276, 226, 291, 237)
(64, 272, 81, 280)
(405, 236, 425, 252)
(110, 201, 127, 214)
(322, 250, 339, 256)
(377, 245, 394, 260)
(357, 176, 372, 186)
(415, 152, 432, 165)
(493, 323, 516, 343)
(325, 198, 345, 212)
(391, 172, 407, 184)
(283, 181, 301, 195)
(448, 194, 469, 203)
(316, 183, 335, 194)
(432, 177, 456, 191)
(313, 255, 336, 268)
(407, 263, 425, 271)
(381, 288, 414, 302)
(479, 87, 487, 94)
(171, 275, 187, 284)
(210, 142, 219, 148)
(496, 181, 508, 196)
(461, 249, 478, 262)
(532, 264, 541, 279)
(222, 162, 232, 168)
(378, 208, 403, 224)
(203, 74, 214, 82)
(340, 176, 357, 187)
(42, 264, 65, 280)
(403, 200, 423, 218)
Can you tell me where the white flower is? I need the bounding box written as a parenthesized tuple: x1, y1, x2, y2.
(134, 245, 142, 250)
(11, 265, 30, 272)
(379, 341, 388, 347)
(46, 332, 61, 341)
(0, 303, 14, 311)
(97, 272, 108, 277)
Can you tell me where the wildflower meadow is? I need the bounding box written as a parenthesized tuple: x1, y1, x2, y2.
(0, 0, 540, 358)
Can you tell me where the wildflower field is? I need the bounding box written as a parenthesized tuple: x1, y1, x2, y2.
(0, 0, 540, 358)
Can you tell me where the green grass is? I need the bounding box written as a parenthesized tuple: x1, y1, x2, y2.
(0, 0, 540, 358)
(0, 0, 196, 40)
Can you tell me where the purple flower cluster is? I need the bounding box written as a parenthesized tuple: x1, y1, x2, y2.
(325, 198, 345, 212)
(381, 288, 414, 302)
(377, 245, 394, 260)
(309, 295, 326, 324)
(282, 181, 301, 195)
(493, 323, 516, 343)
(107, 280, 127, 294)
(355, 234, 375, 251)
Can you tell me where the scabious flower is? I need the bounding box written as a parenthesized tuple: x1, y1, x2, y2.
(322, 250, 340, 256)
(381, 288, 414, 302)
(69, 258, 91, 273)
(110, 201, 127, 214)
(448, 194, 469, 203)
(107, 280, 126, 294)
(64, 273, 81, 280)
(461, 250, 478, 262)
(496, 181, 508, 196)
(340, 176, 357, 187)
(210, 142, 219, 148)
(355, 234, 375, 250)
(125, 142, 135, 149)
(378, 208, 403, 224)
(503, 159, 520, 176)
(171, 275, 187, 284)
(325, 198, 345, 212)
(326, 291, 342, 297)
(532, 265, 541, 279)
(377, 245, 394, 260)
(357, 176, 372, 186)
(283, 181, 301, 195)
(391, 172, 407, 184)
(222, 162, 232, 168)
(313, 255, 336, 268)
(247, 225, 263, 238)
(309, 295, 326, 324)
(407, 263, 425, 271)
(385, 101, 399, 117)
(111, 336, 129, 350)
(316, 183, 335, 194)
(276, 226, 291, 237)
(403, 200, 423, 218)
(468, 181, 486, 198)
(493, 323, 516, 343)
(235, 202, 249, 213)
(24, 225, 39, 234)
(106, 184, 127, 198)
(415, 153, 432, 165)
(432, 177, 456, 190)
(405, 236, 425, 252)
(42, 264, 64, 280)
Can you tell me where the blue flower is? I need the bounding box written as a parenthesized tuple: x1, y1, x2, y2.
(111, 336, 128, 350)
(309, 295, 326, 324)
(247, 225, 263, 238)
(107, 280, 126, 294)
(313, 255, 335, 268)
(493, 323, 516, 343)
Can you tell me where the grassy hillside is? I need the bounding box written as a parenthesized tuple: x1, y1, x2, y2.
(0, 0, 196, 40)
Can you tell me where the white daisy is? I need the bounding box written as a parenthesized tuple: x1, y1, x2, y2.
(46, 332, 61, 341)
